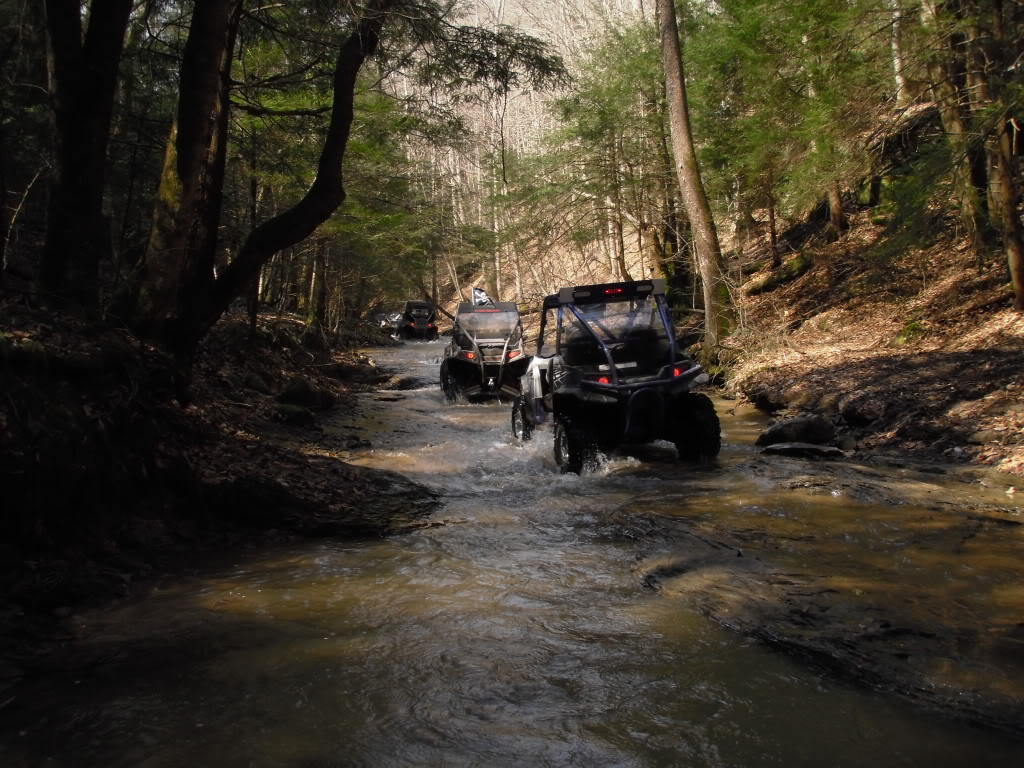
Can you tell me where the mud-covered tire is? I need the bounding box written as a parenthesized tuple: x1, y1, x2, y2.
(672, 392, 721, 462)
(439, 360, 458, 403)
(511, 396, 534, 442)
(553, 416, 598, 474)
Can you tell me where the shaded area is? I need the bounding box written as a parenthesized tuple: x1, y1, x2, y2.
(739, 342, 1024, 455)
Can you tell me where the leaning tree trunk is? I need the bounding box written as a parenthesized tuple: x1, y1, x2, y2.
(39, 0, 133, 307)
(171, 0, 396, 381)
(657, 0, 732, 358)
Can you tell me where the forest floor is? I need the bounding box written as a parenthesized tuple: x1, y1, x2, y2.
(728, 207, 1024, 478)
(0, 289, 436, 693)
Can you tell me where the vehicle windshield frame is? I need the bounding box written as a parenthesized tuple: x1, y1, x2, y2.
(570, 296, 669, 344)
(560, 293, 676, 379)
(456, 310, 522, 343)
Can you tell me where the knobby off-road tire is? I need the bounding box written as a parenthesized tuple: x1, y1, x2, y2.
(553, 416, 598, 474)
(511, 395, 534, 442)
(439, 360, 458, 404)
(673, 392, 721, 462)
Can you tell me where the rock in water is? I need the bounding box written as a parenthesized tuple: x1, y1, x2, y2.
(761, 442, 846, 459)
(756, 414, 835, 446)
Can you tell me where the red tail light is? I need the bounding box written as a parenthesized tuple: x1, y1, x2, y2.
(672, 367, 682, 377)
(407, 321, 414, 327)
(427, 323, 434, 327)
(604, 287, 623, 295)
(464, 351, 476, 360)
(507, 349, 521, 359)
(597, 376, 610, 384)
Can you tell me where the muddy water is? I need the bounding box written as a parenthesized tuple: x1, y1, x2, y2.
(2, 342, 1022, 767)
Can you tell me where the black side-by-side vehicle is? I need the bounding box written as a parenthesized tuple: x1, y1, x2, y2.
(511, 278, 720, 473)
(398, 300, 438, 340)
(440, 301, 530, 402)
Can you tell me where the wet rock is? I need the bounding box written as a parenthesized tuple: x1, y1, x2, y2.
(750, 387, 788, 412)
(276, 375, 335, 410)
(383, 375, 424, 391)
(321, 361, 375, 381)
(836, 434, 859, 451)
(895, 420, 948, 441)
(272, 403, 316, 427)
(204, 467, 437, 537)
(761, 442, 846, 459)
(756, 414, 835, 446)
(838, 396, 883, 427)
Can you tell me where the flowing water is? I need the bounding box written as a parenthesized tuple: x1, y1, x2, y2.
(2, 341, 1022, 767)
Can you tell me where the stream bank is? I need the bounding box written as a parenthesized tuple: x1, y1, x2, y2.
(1, 299, 437, 697)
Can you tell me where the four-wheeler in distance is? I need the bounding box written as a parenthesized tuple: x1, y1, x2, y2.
(398, 300, 439, 341)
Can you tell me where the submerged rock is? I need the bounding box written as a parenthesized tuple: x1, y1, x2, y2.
(761, 442, 846, 459)
(756, 414, 835, 446)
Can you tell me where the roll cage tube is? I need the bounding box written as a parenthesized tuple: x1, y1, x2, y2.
(562, 293, 679, 389)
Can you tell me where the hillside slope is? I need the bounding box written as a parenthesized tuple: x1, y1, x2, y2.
(730, 208, 1023, 476)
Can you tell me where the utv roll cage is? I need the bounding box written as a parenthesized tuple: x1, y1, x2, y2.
(441, 300, 529, 401)
(538, 279, 703, 393)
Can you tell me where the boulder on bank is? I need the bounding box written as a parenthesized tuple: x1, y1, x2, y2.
(321, 360, 377, 381)
(276, 375, 335, 410)
(272, 403, 316, 427)
(204, 465, 438, 537)
(756, 414, 835, 446)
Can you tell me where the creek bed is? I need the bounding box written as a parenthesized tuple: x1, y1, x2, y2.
(1, 341, 1021, 767)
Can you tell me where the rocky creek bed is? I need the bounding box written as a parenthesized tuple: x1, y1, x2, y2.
(620, 452, 1024, 737)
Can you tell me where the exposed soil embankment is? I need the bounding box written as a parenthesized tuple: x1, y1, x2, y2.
(618, 456, 1024, 736)
(729, 210, 1024, 475)
(0, 292, 436, 691)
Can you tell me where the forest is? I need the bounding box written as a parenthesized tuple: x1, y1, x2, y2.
(1, 0, 1023, 761)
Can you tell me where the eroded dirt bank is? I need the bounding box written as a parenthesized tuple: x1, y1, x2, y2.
(728, 210, 1024, 476)
(0, 300, 437, 696)
(624, 450, 1024, 736)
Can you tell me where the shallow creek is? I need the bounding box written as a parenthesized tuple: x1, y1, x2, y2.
(2, 341, 1022, 767)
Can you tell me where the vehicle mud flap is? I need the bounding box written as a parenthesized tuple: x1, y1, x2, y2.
(623, 388, 665, 443)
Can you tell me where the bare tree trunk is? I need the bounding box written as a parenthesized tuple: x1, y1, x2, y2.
(891, 0, 909, 106)
(988, 0, 1024, 310)
(307, 240, 329, 343)
(920, 0, 990, 259)
(611, 139, 633, 281)
(39, 0, 133, 307)
(114, 0, 242, 336)
(767, 192, 780, 268)
(657, 0, 731, 357)
(167, 1, 395, 396)
(827, 183, 847, 241)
